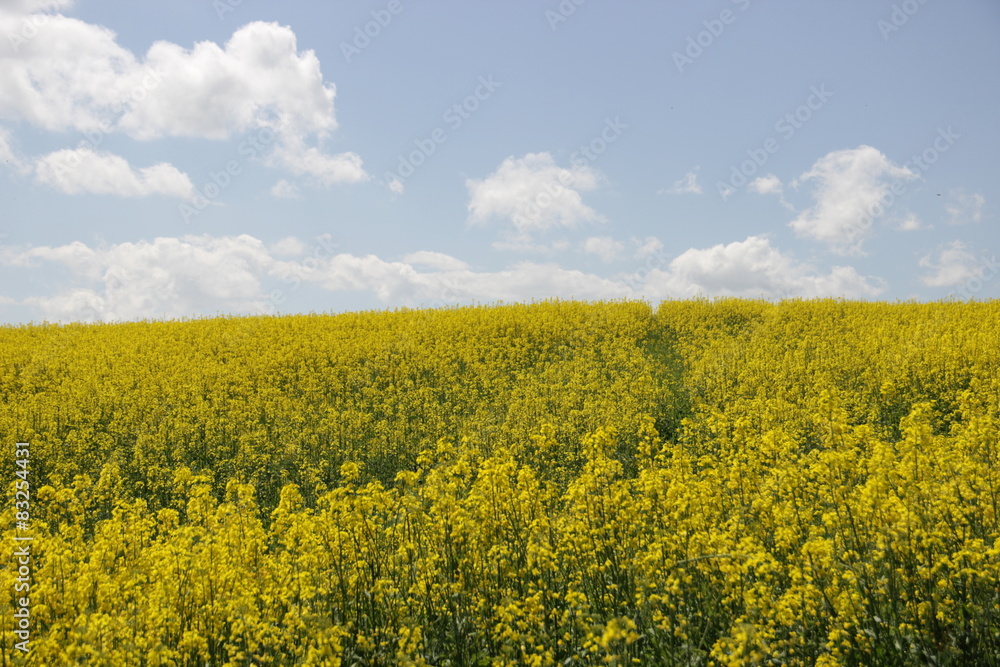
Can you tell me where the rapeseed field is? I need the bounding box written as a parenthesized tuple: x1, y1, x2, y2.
(1, 299, 997, 665)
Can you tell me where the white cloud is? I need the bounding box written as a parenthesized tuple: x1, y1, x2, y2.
(33, 147, 194, 197)
(466, 152, 604, 233)
(5, 233, 887, 323)
(0, 10, 134, 132)
(918, 241, 979, 287)
(289, 236, 884, 305)
(749, 174, 782, 194)
(9, 239, 100, 276)
(789, 146, 917, 255)
(581, 236, 624, 262)
(268, 136, 367, 185)
(945, 189, 985, 225)
(12, 235, 275, 321)
(5, 234, 625, 320)
(400, 251, 470, 272)
(0, 16, 367, 185)
(387, 178, 404, 195)
(270, 179, 300, 199)
(665, 169, 701, 195)
(636, 235, 885, 300)
(122, 22, 335, 140)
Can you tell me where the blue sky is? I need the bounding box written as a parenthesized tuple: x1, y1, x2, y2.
(0, 0, 997, 324)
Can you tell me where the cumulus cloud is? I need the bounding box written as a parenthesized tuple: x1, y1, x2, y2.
(4, 234, 623, 320)
(122, 22, 336, 141)
(5, 233, 887, 323)
(34, 147, 194, 197)
(0, 9, 132, 132)
(3, 235, 586, 320)
(0, 17, 331, 139)
(0, 14, 366, 188)
(466, 152, 604, 233)
(12, 235, 274, 321)
(918, 241, 979, 287)
(581, 236, 624, 262)
(664, 169, 701, 195)
(634, 235, 885, 300)
(945, 189, 985, 225)
(789, 146, 917, 255)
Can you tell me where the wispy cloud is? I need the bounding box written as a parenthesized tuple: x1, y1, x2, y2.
(663, 168, 702, 195)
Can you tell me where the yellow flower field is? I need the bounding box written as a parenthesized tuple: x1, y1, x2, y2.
(1, 299, 998, 665)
